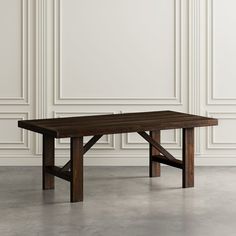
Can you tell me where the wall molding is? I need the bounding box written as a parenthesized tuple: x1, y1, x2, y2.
(207, 112, 236, 150)
(53, 0, 183, 105)
(0, 0, 30, 105)
(188, 0, 201, 154)
(35, 0, 47, 155)
(206, 0, 236, 105)
(189, 0, 200, 114)
(0, 112, 29, 150)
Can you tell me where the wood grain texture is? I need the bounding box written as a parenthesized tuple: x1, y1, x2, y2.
(43, 135, 55, 190)
(139, 131, 175, 160)
(182, 128, 194, 188)
(70, 137, 84, 202)
(18, 111, 218, 202)
(149, 130, 161, 177)
(18, 111, 218, 138)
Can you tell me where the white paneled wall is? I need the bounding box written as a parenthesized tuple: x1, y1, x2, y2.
(0, 0, 36, 165)
(0, 0, 235, 165)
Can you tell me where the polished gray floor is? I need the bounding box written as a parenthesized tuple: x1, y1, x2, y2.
(0, 167, 236, 236)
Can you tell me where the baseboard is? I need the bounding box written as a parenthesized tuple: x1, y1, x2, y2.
(0, 157, 236, 166)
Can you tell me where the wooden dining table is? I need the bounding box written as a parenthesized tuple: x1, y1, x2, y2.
(18, 110, 218, 203)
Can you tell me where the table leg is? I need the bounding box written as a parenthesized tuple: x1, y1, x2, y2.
(149, 130, 161, 177)
(182, 128, 194, 188)
(43, 135, 55, 190)
(70, 137, 84, 202)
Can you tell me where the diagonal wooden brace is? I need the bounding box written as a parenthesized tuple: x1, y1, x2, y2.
(83, 135, 103, 154)
(138, 131, 176, 161)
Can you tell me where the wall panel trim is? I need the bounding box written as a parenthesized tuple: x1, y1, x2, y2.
(53, 0, 183, 105)
(0, 0, 30, 105)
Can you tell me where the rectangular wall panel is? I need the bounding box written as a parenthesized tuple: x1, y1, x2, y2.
(207, 112, 236, 149)
(0, 0, 29, 104)
(200, 0, 236, 162)
(207, 0, 236, 104)
(54, 0, 182, 104)
(0, 113, 29, 149)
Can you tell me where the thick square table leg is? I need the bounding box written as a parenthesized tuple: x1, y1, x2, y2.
(43, 135, 55, 190)
(182, 128, 194, 188)
(70, 137, 84, 202)
(149, 130, 161, 177)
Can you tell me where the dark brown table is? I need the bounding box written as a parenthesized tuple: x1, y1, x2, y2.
(18, 110, 218, 203)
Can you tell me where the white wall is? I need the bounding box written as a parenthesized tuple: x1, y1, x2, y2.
(0, 0, 235, 166)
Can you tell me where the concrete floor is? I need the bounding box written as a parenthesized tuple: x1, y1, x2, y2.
(0, 167, 236, 236)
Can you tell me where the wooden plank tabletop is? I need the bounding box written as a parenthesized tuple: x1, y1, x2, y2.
(18, 110, 218, 138)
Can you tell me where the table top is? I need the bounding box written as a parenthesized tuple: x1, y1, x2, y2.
(18, 110, 218, 138)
